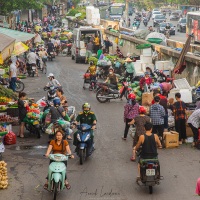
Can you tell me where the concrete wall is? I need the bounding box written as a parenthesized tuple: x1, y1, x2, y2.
(105, 30, 200, 86)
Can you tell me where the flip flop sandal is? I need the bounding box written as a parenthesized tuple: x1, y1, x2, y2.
(130, 157, 136, 162)
(65, 183, 71, 190)
(43, 183, 48, 190)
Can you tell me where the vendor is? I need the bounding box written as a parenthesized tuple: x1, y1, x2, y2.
(146, 67, 155, 77)
(18, 92, 28, 138)
(139, 72, 152, 92)
(124, 57, 135, 80)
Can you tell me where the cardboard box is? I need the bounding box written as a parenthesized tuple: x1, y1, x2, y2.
(142, 92, 153, 106)
(186, 124, 193, 137)
(163, 131, 179, 148)
(155, 61, 171, 71)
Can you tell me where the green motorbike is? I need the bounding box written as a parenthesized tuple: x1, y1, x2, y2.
(47, 154, 70, 200)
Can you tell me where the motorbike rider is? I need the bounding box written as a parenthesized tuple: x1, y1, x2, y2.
(46, 38, 55, 55)
(45, 73, 61, 88)
(86, 61, 97, 90)
(39, 47, 48, 71)
(27, 49, 39, 76)
(73, 103, 97, 153)
(165, 23, 171, 35)
(139, 72, 152, 92)
(44, 130, 74, 190)
(104, 67, 119, 90)
(135, 122, 162, 180)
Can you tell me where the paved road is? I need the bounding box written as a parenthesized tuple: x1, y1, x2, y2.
(1, 56, 200, 200)
(126, 13, 187, 43)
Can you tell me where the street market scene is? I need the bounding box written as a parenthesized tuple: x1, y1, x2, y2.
(1, 0, 200, 200)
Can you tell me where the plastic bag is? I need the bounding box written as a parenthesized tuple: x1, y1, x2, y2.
(4, 131, 16, 145)
(57, 119, 70, 129)
(129, 126, 136, 138)
(119, 39, 124, 47)
(45, 123, 54, 135)
(115, 37, 119, 44)
(193, 66, 199, 77)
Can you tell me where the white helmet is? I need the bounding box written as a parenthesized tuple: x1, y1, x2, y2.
(47, 73, 54, 78)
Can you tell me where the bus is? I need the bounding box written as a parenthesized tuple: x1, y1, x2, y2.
(108, 3, 125, 21)
(186, 11, 200, 43)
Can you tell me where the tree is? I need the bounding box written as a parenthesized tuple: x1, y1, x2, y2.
(0, 0, 50, 15)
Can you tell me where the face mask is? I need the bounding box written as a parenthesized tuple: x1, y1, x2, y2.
(109, 72, 113, 75)
(84, 110, 89, 114)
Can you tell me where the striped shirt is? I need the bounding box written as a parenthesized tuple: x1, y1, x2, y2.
(187, 109, 200, 129)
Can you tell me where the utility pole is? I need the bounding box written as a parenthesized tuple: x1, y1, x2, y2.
(125, 0, 129, 28)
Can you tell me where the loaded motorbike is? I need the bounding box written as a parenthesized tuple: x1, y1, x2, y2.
(0, 74, 25, 92)
(96, 78, 132, 103)
(164, 28, 170, 39)
(76, 124, 94, 165)
(45, 154, 71, 200)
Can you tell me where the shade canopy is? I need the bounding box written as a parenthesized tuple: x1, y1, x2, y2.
(0, 28, 35, 42)
(13, 42, 29, 56)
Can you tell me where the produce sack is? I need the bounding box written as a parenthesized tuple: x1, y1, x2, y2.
(4, 131, 16, 145)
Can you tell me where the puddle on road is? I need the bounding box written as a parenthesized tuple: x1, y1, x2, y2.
(9, 145, 47, 151)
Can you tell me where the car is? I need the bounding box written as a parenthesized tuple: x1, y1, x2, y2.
(152, 8, 160, 12)
(152, 11, 161, 19)
(170, 12, 180, 21)
(157, 22, 176, 35)
(153, 15, 166, 27)
(177, 18, 186, 32)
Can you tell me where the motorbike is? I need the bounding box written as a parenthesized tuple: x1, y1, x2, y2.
(154, 69, 174, 83)
(46, 154, 71, 199)
(136, 147, 162, 194)
(0, 74, 25, 92)
(164, 28, 170, 39)
(48, 51, 55, 61)
(27, 63, 37, 77)
(96, 78, 132, 103)
(138, 158, 161, 194)
(44, 86, 58, 101)
(143, 18, 148, 27)
(24, 114, 42, 139)
(76, 124, 93, 165)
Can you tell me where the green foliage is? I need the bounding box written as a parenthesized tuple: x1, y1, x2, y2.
(0, 0, 49, 15)
(88, 57, 98, 66)
(66, 7, 86, 20)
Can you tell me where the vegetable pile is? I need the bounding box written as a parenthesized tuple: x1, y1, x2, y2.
(0, 161, 8, 189)
(131, 81, 142, 101)
(0, 86, 17, 100)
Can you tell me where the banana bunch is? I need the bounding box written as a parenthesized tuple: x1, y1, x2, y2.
(0, 161, 8, 189)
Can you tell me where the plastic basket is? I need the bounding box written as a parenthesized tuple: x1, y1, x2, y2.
(0, 131, 8, 136)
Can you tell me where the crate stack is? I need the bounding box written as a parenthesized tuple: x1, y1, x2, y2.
(86, 6, 100, 25)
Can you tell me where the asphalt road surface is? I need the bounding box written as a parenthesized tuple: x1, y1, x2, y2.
(2, 56, 200, 200)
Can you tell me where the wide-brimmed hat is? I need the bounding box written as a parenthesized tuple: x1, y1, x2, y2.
(124, 57, 132, 62)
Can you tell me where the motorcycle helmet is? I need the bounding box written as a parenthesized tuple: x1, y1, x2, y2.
(139, 106, 146, 114)
(89, 61, 94, 66)
(82, 103, 91, 114)
(53, 97, 60, 107)
(30, 48, 35, 52)
(144, 71, 150, 75)
(47, 73, 54, 78)
(128, 93, 136, 100)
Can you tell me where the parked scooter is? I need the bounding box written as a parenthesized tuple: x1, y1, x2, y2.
(0, 74, 25, 92)
(76, 124, 93, 165)
(45, 154, 71, 199)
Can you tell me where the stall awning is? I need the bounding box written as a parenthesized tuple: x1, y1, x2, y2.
(0, 28, 35, 42)
(0, 33, 15, 64)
